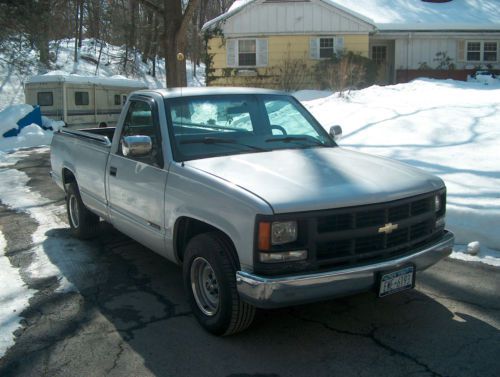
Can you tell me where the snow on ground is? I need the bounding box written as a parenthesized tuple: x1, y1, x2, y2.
(297, 78, 500, 266)
(0, 149, 99, 357)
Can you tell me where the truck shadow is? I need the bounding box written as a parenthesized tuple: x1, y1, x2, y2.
(6, 224, 497, 377)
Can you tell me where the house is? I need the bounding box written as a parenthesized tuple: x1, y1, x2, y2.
(201, 0, 500, 87)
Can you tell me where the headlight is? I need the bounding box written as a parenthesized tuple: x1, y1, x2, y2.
(435, 194, 442, 212)
(271, 221, 297, 245)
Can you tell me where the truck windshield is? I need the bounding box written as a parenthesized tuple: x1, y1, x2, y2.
(165, 94, 335, 161)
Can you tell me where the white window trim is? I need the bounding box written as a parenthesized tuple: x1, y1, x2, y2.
(309, 36, 344, 60)
(466, 40, 498, 63)
(226, 38, 268, 68)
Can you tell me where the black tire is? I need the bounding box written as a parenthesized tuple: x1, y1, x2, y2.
(66, 182, 100, 239)
(183, 232, 255, 336)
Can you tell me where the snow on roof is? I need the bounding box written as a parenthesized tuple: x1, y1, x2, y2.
(203, 0, 500, 32)
(327, 0, 500, 31)
(26, 73, 148, 88)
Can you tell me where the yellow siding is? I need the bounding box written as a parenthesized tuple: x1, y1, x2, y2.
(207, 34, 370, 88)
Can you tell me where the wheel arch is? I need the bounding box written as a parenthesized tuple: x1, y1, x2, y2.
(174, 216, 240, 269)
(62, 167, 76, 190)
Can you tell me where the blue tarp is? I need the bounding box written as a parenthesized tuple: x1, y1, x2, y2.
(2, 106, 44, 138)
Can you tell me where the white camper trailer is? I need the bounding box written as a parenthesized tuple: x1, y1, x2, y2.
(24, 74, 148, 128)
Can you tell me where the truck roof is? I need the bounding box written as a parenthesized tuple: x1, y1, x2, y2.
(26, 74, 148, 89)
(134, 87, 289, 99)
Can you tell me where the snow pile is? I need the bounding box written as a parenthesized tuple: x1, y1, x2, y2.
(0, 104, 34, 135)
(0, 105, 64, 152)
(297, 78, 500, 266)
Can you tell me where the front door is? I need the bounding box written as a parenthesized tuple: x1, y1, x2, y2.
(107, 98, 168, 255)
(371, 42, 395, 84)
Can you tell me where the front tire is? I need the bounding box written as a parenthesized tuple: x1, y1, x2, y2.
(183, 232, 255, 336)
(66, 182, 100, 239)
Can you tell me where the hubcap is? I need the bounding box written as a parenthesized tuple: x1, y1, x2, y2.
(69, 194, 80, 228)
(190, 257, 220, 316)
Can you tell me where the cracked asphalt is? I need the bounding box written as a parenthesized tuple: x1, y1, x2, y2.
(0, 148, 499, 377)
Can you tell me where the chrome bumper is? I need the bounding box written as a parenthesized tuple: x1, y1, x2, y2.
(236, 230, 454, 309)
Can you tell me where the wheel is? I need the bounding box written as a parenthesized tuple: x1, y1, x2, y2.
(183, 232, 255, 335)
(66, 182, 100, 239)
(271, 124, 287, 135)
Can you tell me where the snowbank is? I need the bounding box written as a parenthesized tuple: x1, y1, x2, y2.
(0, 104, 34, 135)
(0, 105, 64, 152)
(298, 79, 500, 266)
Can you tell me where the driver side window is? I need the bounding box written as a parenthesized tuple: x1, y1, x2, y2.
(119, 100, 163, 167)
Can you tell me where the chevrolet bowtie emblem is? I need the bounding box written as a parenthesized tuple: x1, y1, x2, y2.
(378, 223, 399, 234)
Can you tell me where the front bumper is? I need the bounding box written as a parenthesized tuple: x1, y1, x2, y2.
(236, 230, 454, 309)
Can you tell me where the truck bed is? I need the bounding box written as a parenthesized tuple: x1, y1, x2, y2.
(51, 127, 115, 220)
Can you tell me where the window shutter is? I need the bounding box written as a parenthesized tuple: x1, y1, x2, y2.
(309, 37, 320, 59)
(226, 39, 237, 67)
(335, 36, 344, 55)
(457, 40, 465, 62)
(256, 39, 268, 67)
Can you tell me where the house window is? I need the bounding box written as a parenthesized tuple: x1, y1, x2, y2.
(484, 42, 498, 62)
(466, 41, 498, 62)
(467, 42, 481, 61)
(37, 92, 53, 106)
(372, 46, 387, 64)
(238, 40, 257, 66)
(226, 39, 268, 67)
(114, 94, 121, 106)
(75, 91, 89, 106)
(319, 38, 335, 59)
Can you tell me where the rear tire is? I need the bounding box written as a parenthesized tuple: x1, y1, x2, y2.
(66, 182, 100, 239)
(183, 232, 255, 336)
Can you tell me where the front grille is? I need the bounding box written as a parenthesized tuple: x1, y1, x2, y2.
(314, 193, 441, 269)
(254, 190, 446, 275)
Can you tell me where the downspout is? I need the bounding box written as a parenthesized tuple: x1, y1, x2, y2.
(62, 81, 67, 124)
(406, 32, 412, 83)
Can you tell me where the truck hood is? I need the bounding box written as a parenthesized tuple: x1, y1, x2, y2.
(186, 147, 444, 214)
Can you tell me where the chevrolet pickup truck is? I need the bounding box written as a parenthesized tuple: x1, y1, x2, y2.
(50, 87, 454, 335)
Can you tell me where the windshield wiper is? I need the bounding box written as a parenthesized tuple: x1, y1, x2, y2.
(180, 137, 266, 151)
(265, 136, 325, 146)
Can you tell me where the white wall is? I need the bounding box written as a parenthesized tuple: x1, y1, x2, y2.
(391, 34, 500, 70)
(222, 0, 374, 36)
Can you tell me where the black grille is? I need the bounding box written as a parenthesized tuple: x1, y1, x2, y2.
(254, 190, 446, 275)
(314, 194, 440, 269)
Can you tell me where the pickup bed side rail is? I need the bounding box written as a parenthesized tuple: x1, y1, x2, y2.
(58, 129, 112, 147)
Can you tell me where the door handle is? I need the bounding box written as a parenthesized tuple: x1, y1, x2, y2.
(109, 166, 117, 176)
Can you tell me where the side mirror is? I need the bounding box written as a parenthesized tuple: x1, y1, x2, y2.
(122, 135, 152, 157)
(329, 125, 342, 141)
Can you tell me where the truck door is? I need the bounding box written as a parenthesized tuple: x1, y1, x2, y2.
(107, 97, 168, 255)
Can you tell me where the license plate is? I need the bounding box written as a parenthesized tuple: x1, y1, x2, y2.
(378, 266, 415, 297)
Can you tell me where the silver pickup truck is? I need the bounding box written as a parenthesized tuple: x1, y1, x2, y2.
(51, 87, 454, 335)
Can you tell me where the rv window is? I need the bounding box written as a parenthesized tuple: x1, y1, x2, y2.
(37, 92, 53, 106)
(122, 95, 127, 105)
(75, 91, 89, 106)
(114, 94, 121, 106)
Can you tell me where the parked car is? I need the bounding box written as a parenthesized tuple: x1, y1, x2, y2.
(50, 87, 454, 335)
